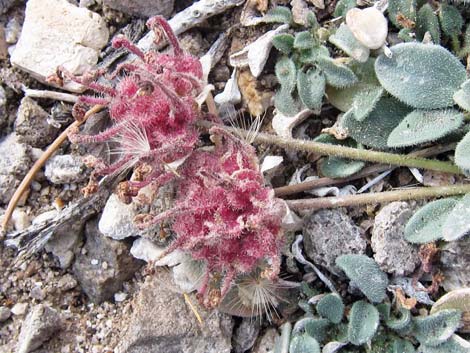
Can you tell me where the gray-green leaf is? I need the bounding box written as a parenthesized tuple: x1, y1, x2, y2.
(387, 109, 464, 148)
(272, 34, 295, 55)
(413, 309, 462, 346)
(375, 42, 466, 109)
(297, 68, 325, 110)
(416, 4, 441, 44)
(404, 198, 459, 244)
(316, 294, 345, 324)
(453, 80, 470, 112)
(275, 56, 297, 92)
(443, 194, 470, 241)
(455, 130, 470, 174)
(336, 254, 389, 303)
(294, 31, 317, 50)
(347, 301, 380, 345)
(419, 335, 470, 353)
(318, 57, 358, 88)
(261, 6, 292, 24)
(351, 85, 383, 121)
(290, 334, 321, 353)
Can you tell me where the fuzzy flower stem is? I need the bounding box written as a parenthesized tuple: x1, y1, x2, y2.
(197, 121, 462, 175)
(274, 143, 458, 197)
(287, 184, 470, 211)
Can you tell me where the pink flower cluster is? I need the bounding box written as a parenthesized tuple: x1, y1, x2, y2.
(63, 16, 285, 307)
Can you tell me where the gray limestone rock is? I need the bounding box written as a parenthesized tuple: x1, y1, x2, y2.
(44, 154, 87, 184)
(440, 237, 470, 292)
(302, 208, 367, 275)
(16, 304, 62, 353)
(73, 219, 143, 303)
(371, 202, 420, 276)
(103, 0, 173, 18)
(99, 194, 140, 240)
(115, 269, 233, 353)
(0, 134, 32, 204)
(233, 319, 260, 353)
(15, 97, 59, 148)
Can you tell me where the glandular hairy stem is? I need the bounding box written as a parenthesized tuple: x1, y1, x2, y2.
(287, 184, 470, 211)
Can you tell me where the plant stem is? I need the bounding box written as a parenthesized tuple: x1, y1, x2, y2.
(286, 184, 470, 211)
(274, 143, 457, 197)
(197, 121, 462, 175)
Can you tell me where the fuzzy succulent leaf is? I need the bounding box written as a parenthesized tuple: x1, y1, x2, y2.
(439, 3, 463, 38)
(455, 130, 470, 174)
(298, 45, 330, 65)
(347, 301, 380, 346)
(261, 6, 293, 24)
(419, 335, 470, 353)
(333, 0, 356, 18)
(387, 109, 464, 148)
(442, 194, 470, 241)
(272, 34, 295, 55)
(274, 87, 301, 117)
(341, 97, 412, 150)
(431, 288, 470, 316)
(375, 42, 466, 109)
(297, 67, 325, 110)
(392, 338, 416, 353)
(416, 4, 441, 43)
(294, 31, 317, 50)
(386, 308, 412, 332)
(292, 317, 330, 343)
(413, 309, 462, 346)
(275, 56, 297, 92)
(313, 134, 365, 178)
(387, 0, 417, 28)
(289, 334, 320, 353)
(453, 80, 470, 112)
(316, 293, 345, 324)
(329, 24, 370, 63)
(351, 85, 383, 121)
(317, 57, 358, 88)
(336, 254, 389, 303)
(404, 198, 458, 244)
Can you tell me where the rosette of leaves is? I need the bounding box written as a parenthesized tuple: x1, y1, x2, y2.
(375, 42, 466, 109)
(313, 134, 365, 178)
(335, 254, 389, 303)
(347, 300, 380, 345)
(272, 17, 358, 116)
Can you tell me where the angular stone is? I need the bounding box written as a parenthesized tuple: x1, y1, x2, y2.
(11, 0, 109, 92)
(303, 209, 366, 275)
(44, 154, 87, 185)
(73, 219, 143, 303)
(16, 304, 62, 353)
(371, 202, 420, 276)
(0, 306, 11, 322)
(252, 328, 279, 353)
(0, 134, 32, 204)
(99, 194, 139, 240)
(233, 319, 260, 353)
(115, 269, 233, 353)
(103, 0, 173, 18)
(15, 97, 59, 148)
(45, 219, 84, 269)
(441, 237, 470, 292)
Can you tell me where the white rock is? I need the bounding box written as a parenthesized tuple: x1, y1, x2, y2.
(11, 302, 28, 316)
(271, 108, 313, 138)
(44, 154, 87, 184)
(346, 7, 388, 50)
(12, 208, 31, 231)
(10, 0, 109, 92)
(130, 237, 185, 266)
(98, 194, 139, 240)
(260, 155, 283, 174)
(114, 292, 127, 302)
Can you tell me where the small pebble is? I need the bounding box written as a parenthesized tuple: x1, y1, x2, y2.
(114, 292, 127, 302)
(11, 302, 28, 316)
(58, 274, 78, 291)
(102, 261, 108, 270)
(346, 7, 388, 49)
(30, 286, 45, 301)
(91, 259, 99, 266)
(0, 306, 11, 322)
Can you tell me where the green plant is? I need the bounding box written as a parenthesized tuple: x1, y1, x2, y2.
(347, 300, 380, 345)
(316, 293, 345, 324)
